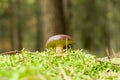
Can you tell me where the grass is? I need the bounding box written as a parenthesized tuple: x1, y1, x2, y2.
(0, 49, 120, 80)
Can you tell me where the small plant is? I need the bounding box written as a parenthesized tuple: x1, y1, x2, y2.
(0, 49, 120, 80)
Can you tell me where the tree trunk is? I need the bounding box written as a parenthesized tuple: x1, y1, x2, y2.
(8, 0, 14, 50)
(9, 0, 22, 50)
(41, 0, 66, 46)
(82, 0, 110, 53)
(35, 0, 43, 51)
(71, 0, 110, 55)
(8, 0, 17, 50)
(63, 0, 71, 34)
(16, 0, 23, 50)
(81, 0, 97, 50)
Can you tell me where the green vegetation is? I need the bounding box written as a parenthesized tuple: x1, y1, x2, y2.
(0, 49, 120, 80)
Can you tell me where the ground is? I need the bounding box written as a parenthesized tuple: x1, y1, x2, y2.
(0, 49, 120, 80)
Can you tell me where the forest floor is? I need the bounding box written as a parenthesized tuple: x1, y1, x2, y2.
(0, 49, 120, 80)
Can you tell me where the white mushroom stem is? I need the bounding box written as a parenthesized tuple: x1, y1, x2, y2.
(56, 46, 63, 53)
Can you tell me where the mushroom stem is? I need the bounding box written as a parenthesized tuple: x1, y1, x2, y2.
(56, 46, 63, 53)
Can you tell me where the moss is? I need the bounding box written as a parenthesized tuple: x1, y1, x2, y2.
(0, 49, 120, 80)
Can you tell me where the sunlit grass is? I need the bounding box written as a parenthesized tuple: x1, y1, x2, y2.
(0, 49, 120, 80)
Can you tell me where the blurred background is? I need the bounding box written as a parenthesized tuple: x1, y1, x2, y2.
(0, 0, 120, 56)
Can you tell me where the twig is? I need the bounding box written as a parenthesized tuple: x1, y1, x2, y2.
(97, 58, 120, 66)
(53, 53, 70, 57)
(105, 48, 111, 62)
(111, 48, 116, 57)
(70, 66, 74, 76)
(0, 50, 21, 55)
(58, 63, 71, 80)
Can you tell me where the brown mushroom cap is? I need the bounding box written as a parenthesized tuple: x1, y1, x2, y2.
(46, 34, 73, 48)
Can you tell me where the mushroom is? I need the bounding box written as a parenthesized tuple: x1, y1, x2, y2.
(46, 34, 73, 53)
